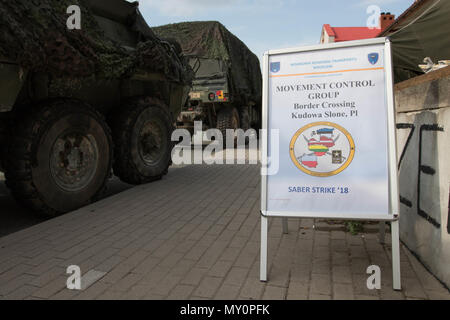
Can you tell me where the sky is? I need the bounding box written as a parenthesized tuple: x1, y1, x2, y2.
(136, 0, 414, 61)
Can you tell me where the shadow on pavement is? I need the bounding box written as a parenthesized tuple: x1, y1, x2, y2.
(0, 175, 133, 238)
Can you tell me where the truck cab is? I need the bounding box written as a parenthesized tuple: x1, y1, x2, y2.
(178, 58, 232, 132)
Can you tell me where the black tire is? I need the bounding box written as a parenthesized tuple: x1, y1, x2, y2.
(4, 100, 113, 217)
(110, 97, 173, 185)
(251, 106, 262, 131)
(250, 106, 262, 139)
(239, 107, 251, 145)
(0, 115, 9, 171)
(239, 108, 250, 132)
(217, 106, 240, 148)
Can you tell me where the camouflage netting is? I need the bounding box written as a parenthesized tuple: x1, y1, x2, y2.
(153, 21, 262, 103)
(0, 0, 192, 83)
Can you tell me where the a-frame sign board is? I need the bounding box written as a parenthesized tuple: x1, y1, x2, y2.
(260, 38, 401, 290)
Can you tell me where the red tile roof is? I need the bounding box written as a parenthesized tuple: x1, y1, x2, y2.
(323, 24, 382, 42)
(323, 24, 335, 37)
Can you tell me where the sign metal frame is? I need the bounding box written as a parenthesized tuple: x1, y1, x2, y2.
(260, 37, 401, 290)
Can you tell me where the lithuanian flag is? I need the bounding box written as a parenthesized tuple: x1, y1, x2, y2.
(308, 144, 329, 153)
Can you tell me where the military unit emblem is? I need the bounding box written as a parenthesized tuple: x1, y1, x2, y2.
(368, 52, 379, 65)
(270, 62, 280, 73)
(289, 122, 355, 177)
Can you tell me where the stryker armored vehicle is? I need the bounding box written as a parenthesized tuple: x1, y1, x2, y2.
(0, 0, 192, 216)
(153, 21, 262, 141)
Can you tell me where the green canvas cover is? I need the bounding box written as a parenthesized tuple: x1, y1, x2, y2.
(388, 0, 450, 82)
(153, 21, 262, 104)
(0, 0, 191, 83)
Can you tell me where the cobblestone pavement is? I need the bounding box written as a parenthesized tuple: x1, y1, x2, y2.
(0, 164, 448, 300)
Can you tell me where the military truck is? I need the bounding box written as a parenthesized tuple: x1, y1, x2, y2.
(153, 22, 262, 142)
(0, 0, 192, 216)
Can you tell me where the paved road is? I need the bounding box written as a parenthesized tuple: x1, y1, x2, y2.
(0, 164, 448, 300)
(0, 173, 133, 238)
(0, 140, 256, 243)
(0, 142, 258, 238)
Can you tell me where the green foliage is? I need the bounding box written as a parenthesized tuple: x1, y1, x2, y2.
(345, 221, 363, 235)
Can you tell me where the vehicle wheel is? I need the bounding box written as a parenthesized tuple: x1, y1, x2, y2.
(239, 108, 251, 145)
(5, 100, 113, 217)
(0, 115, 8, 171)
(217, 107, 240, 148)
(110, 97, 173, 185)
(240, 108, 250, 132)
(252, 107, 262, 131)
(250, 106, 262, 139)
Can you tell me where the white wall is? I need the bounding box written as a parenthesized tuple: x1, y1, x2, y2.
(320, 29, 335, 44)
(395, 70, 450, 288)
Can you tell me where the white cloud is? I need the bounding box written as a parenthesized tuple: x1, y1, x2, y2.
(138, 0, 238, 16)
(138, 0, 284, 17)
(357, 0, 408, 7)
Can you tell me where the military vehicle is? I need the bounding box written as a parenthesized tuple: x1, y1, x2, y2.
(153, 22, 262, 142)
(0, 0, 192, 216)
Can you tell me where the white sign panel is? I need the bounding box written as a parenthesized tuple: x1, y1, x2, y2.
(262, 38, 398, 220)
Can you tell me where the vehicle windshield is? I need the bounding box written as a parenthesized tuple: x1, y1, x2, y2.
(189, 58, 226, 79)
